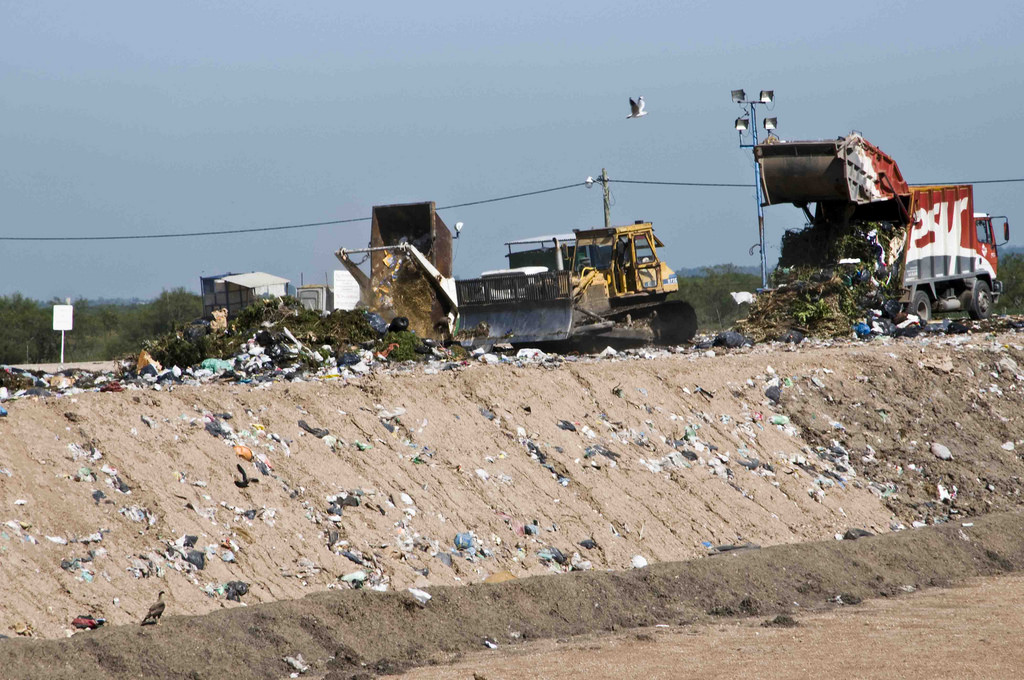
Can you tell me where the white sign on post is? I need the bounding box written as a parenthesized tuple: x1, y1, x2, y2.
(333, 269, 362, 311)
(53, 305, 74, 331)
(53, 304, 73, 365)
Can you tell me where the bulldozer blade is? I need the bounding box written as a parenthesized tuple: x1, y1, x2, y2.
(458, 299, 574, 346)
(456, 271, 574, 346)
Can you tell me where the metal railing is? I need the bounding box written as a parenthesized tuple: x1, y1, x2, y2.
(457, 270, 572, 305)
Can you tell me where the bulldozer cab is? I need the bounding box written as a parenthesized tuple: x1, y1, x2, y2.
(574, 223, 674, 298)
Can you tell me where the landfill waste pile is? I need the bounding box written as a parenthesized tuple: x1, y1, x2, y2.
(141, 296, 459, 374)
(736, 220, 910, 342)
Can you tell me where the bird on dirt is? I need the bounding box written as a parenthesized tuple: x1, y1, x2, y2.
(234, 463, 258, 489)
(627, 96, 647, 119)
(140, 591, 165, 626)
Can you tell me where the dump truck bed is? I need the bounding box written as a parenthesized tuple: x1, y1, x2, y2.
(755, 134, 910, 223)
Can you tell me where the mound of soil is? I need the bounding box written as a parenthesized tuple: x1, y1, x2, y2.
(0, 512, 1021, 679)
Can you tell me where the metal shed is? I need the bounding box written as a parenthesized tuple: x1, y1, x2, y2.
(200, 272, 291, 318)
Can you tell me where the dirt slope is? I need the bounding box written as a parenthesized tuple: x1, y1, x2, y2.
(0, 331, 1023, 644)
(0, 511, 1022, 679)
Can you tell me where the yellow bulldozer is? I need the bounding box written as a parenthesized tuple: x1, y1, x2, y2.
(456, 220, 697, 347)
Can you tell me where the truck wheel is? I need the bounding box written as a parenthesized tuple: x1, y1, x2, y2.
(969, 280, 992, 320)
(910, 290, 931, 322)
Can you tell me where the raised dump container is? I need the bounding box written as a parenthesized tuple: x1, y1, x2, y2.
(366, 202, 454, 338)
(755, 133, 910, 223)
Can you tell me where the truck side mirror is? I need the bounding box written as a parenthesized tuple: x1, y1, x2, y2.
(1005, 221, 1010, 243)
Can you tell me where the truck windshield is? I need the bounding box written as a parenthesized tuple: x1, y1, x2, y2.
(976, 219, 991, 244)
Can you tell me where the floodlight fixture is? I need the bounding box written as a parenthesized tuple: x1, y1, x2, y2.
(731, 89, 746, 103)
(763, 117, 777, 130)
(735, 116, 749, 131)
(585, 176, 595, 187)
(759, 90, 774, 103)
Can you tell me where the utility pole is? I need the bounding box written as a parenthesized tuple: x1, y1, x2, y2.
(601, 168, 610, 229)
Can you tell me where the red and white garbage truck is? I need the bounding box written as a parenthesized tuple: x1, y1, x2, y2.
(755, 133, 1009, 320)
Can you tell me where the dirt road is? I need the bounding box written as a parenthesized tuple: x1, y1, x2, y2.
(396, 572, 1024, 680)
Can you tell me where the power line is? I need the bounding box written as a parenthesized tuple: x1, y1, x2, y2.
(3, 174, 1023, 242)
(437, 182, 585, 209)
(610, 179, 754, 188)
(0, 215, 373, 242)
(614, 176, 1024, 187)
(910, 178, 1024, 186)
(0, 182, 587, 242)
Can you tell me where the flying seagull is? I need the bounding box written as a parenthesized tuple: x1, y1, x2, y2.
(140, 591, 165, 626)
(627, 96, 647, 119)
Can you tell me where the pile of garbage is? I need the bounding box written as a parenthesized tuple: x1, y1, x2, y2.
(143, 296, 459, 372)
(737, 266, 883, 341)
(736, 219, 913, 341)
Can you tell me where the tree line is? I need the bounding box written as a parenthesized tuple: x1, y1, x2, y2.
(0, 288, 201, 365)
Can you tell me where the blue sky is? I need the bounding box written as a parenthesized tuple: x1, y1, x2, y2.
(2, 1, 1022, 300)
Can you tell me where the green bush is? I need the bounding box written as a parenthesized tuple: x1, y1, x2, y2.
(669, 265, 761, 330)
(0, 288, 201, 365)
(996, 253, 1024, 314)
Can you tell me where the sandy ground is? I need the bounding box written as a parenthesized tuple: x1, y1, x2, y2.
(8, 360, 119, 374)
(395, 572, 1024, 680)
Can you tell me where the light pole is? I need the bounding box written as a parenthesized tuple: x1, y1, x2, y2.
(731, 89, 778, 289)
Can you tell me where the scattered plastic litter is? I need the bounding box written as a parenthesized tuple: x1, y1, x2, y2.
(283, 654, 309, 674)
(224, 581, 249, 602)
(70, 615, 105, 630)
(200, 358, 234, 373)
(298, 420, 329, 438)
(407, 588, 431, 605)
